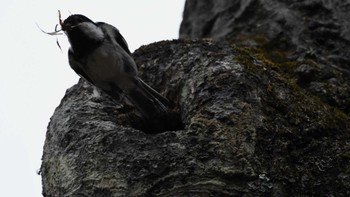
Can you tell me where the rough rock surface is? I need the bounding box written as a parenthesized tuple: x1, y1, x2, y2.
(180, 0, 350, 116)
(41, 40, 350, 196)
(42, 0, 350, 196)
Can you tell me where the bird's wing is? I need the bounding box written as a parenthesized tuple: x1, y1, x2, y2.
(137, 78, 169, 106)
(96, 22, 131, 55)
(126, 78, 169, 119)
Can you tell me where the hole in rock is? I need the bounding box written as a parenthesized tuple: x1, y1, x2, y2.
(98, 85, 185, 134)
(129, 109, 185, 134)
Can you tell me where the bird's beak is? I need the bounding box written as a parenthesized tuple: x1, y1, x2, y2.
(58, 10, 70, 32)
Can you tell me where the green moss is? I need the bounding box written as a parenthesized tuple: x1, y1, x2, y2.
(233, 34, 270, 45)
(339, 151, 350, 160)
(232, 35, 350, 136)
(230, 33, 303, 72)
(234, 47, 259, 71)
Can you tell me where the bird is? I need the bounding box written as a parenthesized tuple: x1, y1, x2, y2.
(60, 14, 169, 119)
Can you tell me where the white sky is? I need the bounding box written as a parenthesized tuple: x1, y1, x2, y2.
(0, 1, 185, 196)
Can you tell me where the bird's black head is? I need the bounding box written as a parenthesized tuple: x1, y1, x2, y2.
(62, 14, 105, 57)
(62, 14, 94, 31)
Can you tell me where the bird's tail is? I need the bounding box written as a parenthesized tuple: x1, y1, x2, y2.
(127, 78, 169, 119)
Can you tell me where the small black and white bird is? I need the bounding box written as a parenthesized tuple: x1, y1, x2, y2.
(61, 14, 169, 118)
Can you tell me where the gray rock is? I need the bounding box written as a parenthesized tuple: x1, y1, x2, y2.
(42, 0, 350, 195)
(180, 0, 350, 115)
(41, 40, 350, 196)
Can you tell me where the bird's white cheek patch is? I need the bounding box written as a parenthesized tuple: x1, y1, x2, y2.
(79, 22, 104, 40)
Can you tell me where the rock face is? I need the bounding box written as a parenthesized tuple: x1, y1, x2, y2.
(180, 0, 350, 116)
(41, 40, 350, 196)
(41, 0, 350, 196)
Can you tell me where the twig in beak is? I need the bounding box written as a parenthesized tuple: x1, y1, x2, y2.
(58, 10, 65, 30)
(36, 11, 65, 52)
(56, 39, 62, 52)
(36, 22, 63, 35)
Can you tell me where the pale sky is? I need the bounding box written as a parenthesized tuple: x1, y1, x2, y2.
(0, 1, 185, 196)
